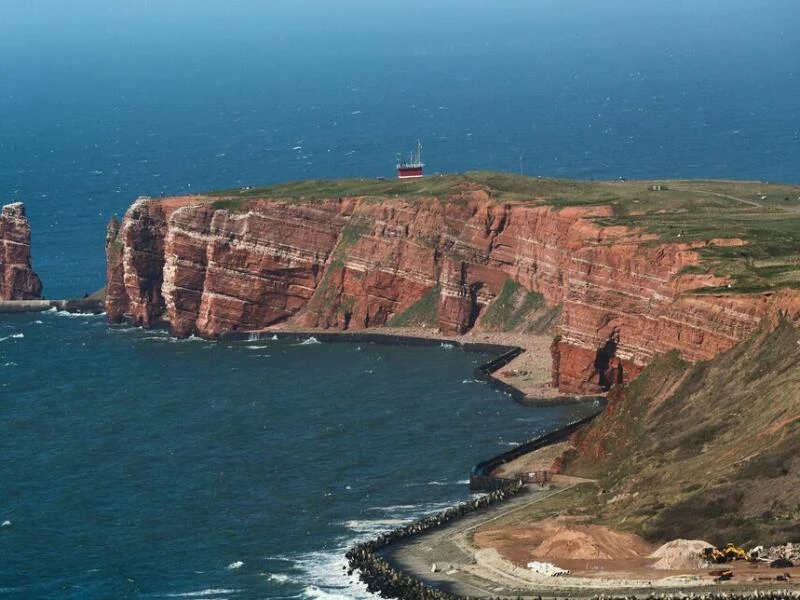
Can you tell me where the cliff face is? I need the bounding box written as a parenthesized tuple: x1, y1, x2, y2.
(0, 202, 42, 301)
(106, 190, 800, 393)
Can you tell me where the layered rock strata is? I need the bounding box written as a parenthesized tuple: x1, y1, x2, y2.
(0, 202, 42, 301)
(106, 191, 800, 393)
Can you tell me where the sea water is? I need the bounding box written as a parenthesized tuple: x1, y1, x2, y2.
(0, 313, 596, 598)
(0, 1, 797, 598)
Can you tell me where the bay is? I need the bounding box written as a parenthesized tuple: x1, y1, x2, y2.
(0, 313, 596, 598)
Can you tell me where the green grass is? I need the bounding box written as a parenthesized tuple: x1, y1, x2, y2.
(209, 198, 249, 211)
(479, 278, 545, 331)
(387, 286, 439, 327)
(338, 217, 370, 249)
(308, 259, 344, 312)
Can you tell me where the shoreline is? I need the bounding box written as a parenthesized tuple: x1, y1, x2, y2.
(239, 324, 800, 599)
(243, 324, 613, 598)
(246, 324, 592, 405)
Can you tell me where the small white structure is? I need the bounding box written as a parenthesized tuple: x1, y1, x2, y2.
(527, 561, 571, 577)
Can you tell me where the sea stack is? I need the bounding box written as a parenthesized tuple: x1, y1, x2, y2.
(0, 202, 43, 300)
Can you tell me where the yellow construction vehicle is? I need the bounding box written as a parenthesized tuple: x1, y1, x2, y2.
(702, 543, 749, 563)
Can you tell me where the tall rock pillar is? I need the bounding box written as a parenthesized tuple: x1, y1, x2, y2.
(0, 202, 43, 300)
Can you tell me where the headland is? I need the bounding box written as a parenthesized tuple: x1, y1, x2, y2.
(23, 172, 800, 597)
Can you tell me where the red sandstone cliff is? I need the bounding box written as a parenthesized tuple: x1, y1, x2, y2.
(0, 202, 42, 301)
(106, 189, 800, 393)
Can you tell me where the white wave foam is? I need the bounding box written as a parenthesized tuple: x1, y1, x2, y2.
(343, 518, 409, 534)
(110, 326, 142, 334)
(270, 496, 468, 600)
(366, 499, 460, 517)
(290, 549, 372, 600)
(53, 310, 100, 319)
(427, 479, 469, 486)
(365, 503, 418, 512)
(226, 561, 244, 570)
(34, 320, 43, 324)
(4, 362, 18, 367)
(152, 333, 214, 344)
(303, 585, 357, 600)
(296, 336, 321, 346)
(440, 342, 454, 349)
(161, 589, 239, 598)
(244, 345, 268, 350)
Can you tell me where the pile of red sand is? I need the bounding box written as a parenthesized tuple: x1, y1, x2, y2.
(531, 523, 653, 561)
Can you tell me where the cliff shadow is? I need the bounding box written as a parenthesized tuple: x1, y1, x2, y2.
(594, 334, 622, 391)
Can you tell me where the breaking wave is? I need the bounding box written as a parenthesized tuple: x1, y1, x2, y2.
(158, 589, 240, 598)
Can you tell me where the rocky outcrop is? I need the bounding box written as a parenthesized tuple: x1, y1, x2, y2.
(106, 188, 800, 393)
(0, 202, 42, 301)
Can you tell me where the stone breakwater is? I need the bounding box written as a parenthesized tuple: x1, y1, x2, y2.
(0, 298, 104, 314)
(106, 191, 800, 394)
(345, 480, 524, 600)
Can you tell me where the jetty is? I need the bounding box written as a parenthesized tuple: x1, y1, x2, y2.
(0, 298, 104, 314)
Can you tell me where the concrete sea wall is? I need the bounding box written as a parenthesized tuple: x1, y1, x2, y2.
(0, 299, 104, 314)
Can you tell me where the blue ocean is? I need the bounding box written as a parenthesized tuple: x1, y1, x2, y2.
(1, 1, 797, 598)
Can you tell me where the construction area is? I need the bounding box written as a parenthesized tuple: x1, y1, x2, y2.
(381, 478, 800, 598)
(377, 433, 800, 599)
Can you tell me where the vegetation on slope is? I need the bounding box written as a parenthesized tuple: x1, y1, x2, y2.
(563, 318, 800, 546)
(478, 278, 545, 332)
(387, 286, 439, 328)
